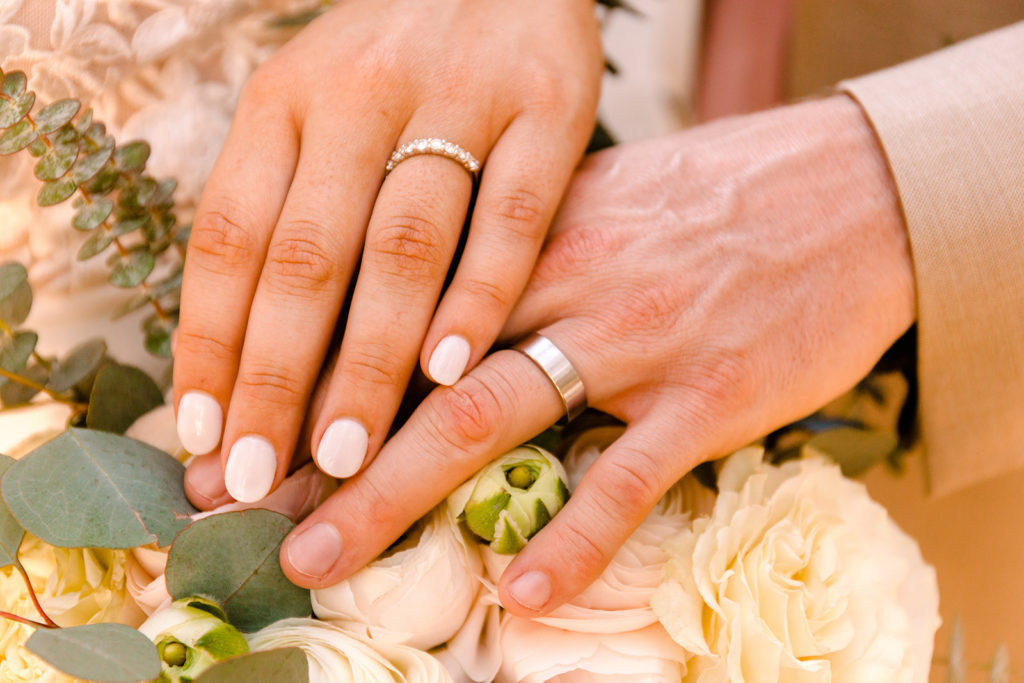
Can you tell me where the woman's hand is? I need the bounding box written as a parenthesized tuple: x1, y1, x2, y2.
(276, 95, 917, 613)
(173, 0, 603, 506)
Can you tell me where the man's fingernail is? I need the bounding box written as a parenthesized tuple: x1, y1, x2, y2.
(428, 335, 471, 386)
(176, 391, 223, 455)
(224, 435, 276, 503)
(507, 570, 552, 611)
(316, 418, 369, 478)
(287, 522, 343, 579)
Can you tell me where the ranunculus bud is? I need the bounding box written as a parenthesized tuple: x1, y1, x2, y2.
(138, 597, 248, 682)
(450, 445, 569, 554)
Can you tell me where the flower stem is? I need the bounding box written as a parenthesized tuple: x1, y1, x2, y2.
(0, 366, 79, 407)
(16, 565, 57, 628)
(0, 609, 54, 629)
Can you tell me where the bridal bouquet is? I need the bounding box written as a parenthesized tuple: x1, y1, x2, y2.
(0, 64, 940, 682)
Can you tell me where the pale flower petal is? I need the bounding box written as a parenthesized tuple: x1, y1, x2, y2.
(312, 506, 482, 651)
(652, 449, 940, 683)
(248, 618, 453, 683)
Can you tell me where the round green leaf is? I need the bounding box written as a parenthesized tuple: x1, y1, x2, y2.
(82, 163, 120, 194)
(78, 229, 115, 260)
(114, 141, 150, 171)
(802, 427, 899, 478)
(86, 362, 164, 434)
(0, 361, 48, 407)
(72, 198, 114, 231)
(0, 331, 38, 376)
(2, 428, 196, 548)
(195, 648, 309, 683)
(26, 623, 161, 683)
(75, 108, 93, 134)
(37, 176, 78, 206)
(33, 98, 81, 135)
(0, 455, 25, 568)
(1, 70, 26, 97)
(166, 510, 312, 632)
(49, 338, 107, 393)
(0, 265, 32, 326)
(34, 141, 78, 181)
(110, 216, 150, 239)
(0, 119, 37, 155)
(144, 312, 176, 358)
(0, 90, 35, 129)
(109, 248, 155, 287)
(72, 145, 114, 184)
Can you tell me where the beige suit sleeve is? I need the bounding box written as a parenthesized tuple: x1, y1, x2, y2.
(838, 22, 1024, 496)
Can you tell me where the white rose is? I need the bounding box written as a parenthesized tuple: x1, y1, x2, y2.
(248, 618, 453, 683)
(652, 448, 940, 683)
(496, 618, 690, 683)
(312, 505, 483, 651)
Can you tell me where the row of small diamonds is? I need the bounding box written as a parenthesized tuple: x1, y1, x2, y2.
(385, 138, 481, 175)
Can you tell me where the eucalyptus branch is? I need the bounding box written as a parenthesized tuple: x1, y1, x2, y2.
(0, 366, 81, 408)
(15, 565, 57, 628)
(0, 609, 55, 630)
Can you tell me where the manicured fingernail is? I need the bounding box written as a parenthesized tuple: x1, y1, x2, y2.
(287, 522, 343, 579)
(316, 418, 369, 478)
(507, 570, 552, 611)
(428, 335, 471, 386)
(176, 391, 222, 455)
(224, 435, 277, 503)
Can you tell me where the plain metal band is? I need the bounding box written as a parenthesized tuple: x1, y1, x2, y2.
(512, 333, 587, 424)
(385, 138, 481, 179)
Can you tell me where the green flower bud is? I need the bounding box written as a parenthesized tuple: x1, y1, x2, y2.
(140, 597, 249, 683)
(459, 445, 570, 554)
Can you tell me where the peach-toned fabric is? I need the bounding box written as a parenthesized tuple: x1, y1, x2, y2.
(837, 22, 1024, 495)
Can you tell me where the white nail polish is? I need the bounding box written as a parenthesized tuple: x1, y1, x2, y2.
(428, 335, 471, 386)
(176, 391, 223, 455)
(317, 418, 369, 478)
(224, 435, 277, 503)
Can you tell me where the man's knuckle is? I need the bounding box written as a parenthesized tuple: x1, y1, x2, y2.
(533, 226, 617, 285)
(369, 216, 447, 277)
(190, 208, 260, 270)
(264, 232, 338, 294)
(431, 375, 505, 448)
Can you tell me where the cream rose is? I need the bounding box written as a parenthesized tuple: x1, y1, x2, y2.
(496, 618, 690, 683)
(312, 505, 483, 651)
(248, 618, 453, 683)
(652, 448, 940, 683)
(0, 535, 144, 682)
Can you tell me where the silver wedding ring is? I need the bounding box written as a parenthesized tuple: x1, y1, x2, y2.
(385, 138, 481, 179)
(512, 333, 587, 424)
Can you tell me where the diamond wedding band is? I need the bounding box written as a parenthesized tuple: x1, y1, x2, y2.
(513, 333, 587, 424)
(385, 138, 481, 179)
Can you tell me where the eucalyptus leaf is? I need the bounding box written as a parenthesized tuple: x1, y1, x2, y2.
(0, 455, 25, 568)
(34, 142, 78, 181)
(802, 427, 899, 478)
(0, 118, 37, 155)
(26, 623, 161, 683)
(49, 338, 107, 393)
(151, 178, 177, 208)
(0, 279, 32, 326)
(37, 176, 78, 206)
(33, 98, 81, 135)
(110, 216, 150, 239)
(1, 70, 26, 97)
(166, 510, 312, 632)
(72, 198, 114, 232)
(75, 108, 93, 135)
(78, 229, 115, 260)
(0, 90, 34, 129)
(72, 146, 114, 184)
(2, 428, 196, 548)
(112, 267, 182, 320)
(0, 361, 48, 406)
(27, 138, 47, 156)
(0, 331, 38, 377)
(109, 248, 156, 287)
(0, 261, 28, 305)
(86, 363, 163, 434)
(114, 141, 151, 171)
(195, 648, 309, 683)
(83, 164, 119, 194)
(52, 122, 80, 146)
(144, 312, 176, 358)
